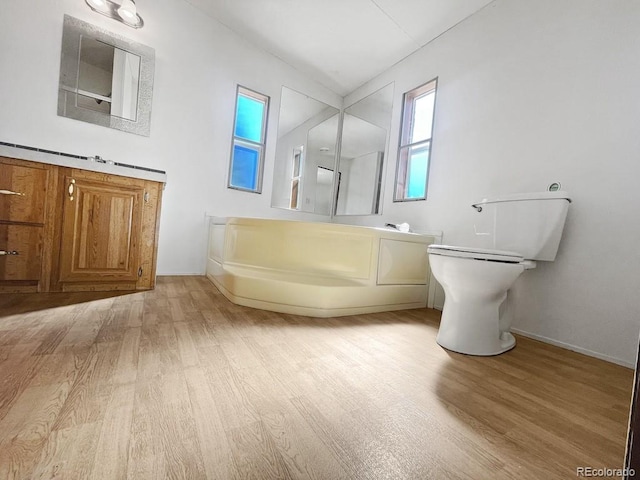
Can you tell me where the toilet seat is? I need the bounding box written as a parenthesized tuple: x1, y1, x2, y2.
(427, 245, 524, 263)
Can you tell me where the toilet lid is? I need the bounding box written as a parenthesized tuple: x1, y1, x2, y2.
(427, 245, 524, 263)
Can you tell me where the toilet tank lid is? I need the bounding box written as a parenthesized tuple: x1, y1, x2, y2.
(474, 191, 572, 206)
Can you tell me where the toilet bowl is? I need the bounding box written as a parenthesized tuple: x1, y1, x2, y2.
(427, 191, 571, 356)
(428, 245, 525, 355)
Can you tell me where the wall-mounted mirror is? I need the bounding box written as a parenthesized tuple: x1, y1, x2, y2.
(335, 83, 394, 216)
(271, 87, 340, 214)
(58, 15, 155, 136)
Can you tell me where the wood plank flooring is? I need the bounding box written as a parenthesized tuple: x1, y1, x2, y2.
(0, 276, 633, 479)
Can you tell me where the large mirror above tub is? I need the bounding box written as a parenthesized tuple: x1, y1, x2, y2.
(335, 83, 394, 216)
(58, 15, 155, 136)
(271, 87, 340, 214)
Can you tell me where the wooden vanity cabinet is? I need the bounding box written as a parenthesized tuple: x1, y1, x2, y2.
(0, 156, 163, 293)
(0, 158, 57, 292)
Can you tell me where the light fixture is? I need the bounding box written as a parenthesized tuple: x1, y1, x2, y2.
(84, 0, 144, 29)
(87, 0, 108, 10)
(117, 0, 138, 24)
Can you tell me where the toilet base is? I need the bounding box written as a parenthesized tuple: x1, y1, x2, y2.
(428, 251, 525, 357)
(437, 331, 516, 356)
(435, 294, 519, 356)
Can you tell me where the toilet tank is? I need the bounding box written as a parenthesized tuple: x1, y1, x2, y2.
(474, 191, 571, 261)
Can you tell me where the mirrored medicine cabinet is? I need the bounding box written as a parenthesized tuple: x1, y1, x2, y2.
(58, 15, 155, 136)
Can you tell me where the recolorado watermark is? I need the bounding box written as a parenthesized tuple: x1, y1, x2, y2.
(576, 466, 635, 477)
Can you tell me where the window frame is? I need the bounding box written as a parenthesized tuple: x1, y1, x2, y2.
(228, 85, 270, 194)
(394, 78, 438, 202)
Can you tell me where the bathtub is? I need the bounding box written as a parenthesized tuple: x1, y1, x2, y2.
(206, 217, 437, 317)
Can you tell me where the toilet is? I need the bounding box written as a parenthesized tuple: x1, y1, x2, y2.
(427, 191, 571, 356)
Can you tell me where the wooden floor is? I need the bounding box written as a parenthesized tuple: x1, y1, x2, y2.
(0, 276, 633, 479)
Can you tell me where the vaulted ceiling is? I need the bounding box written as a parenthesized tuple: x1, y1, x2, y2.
(184, 0, 496, 95)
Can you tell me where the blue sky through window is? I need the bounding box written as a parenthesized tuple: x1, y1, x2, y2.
(235, 95, 264, 143)
(407, 147, 429, 198)
(229, 87, 269, 192)
(231, 144, 259, 190)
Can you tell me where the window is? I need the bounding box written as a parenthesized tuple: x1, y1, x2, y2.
(228, 86, 269, 192)
(394, 79, 437, 201)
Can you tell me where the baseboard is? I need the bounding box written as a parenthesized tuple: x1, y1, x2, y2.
(511, 327, 634, 369)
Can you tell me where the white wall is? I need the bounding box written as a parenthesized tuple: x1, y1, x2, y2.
(304, 115, 341, 213)
(337, 152, 381, 215)
(0, 0, 340, 275)
(338, 0, 640, 366)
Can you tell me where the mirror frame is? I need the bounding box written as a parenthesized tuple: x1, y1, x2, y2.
(58, 15, 155, 137)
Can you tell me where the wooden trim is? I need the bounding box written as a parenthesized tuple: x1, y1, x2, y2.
(39, 165, 58, 292)
(48, 167, 69, 292)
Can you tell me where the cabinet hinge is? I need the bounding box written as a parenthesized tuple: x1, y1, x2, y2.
(138, 267, 143, 277)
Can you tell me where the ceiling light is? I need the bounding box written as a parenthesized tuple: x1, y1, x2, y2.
(87, 0, 108, 11)
(117, 0, 138, 23)
(85, 0, 144, 29)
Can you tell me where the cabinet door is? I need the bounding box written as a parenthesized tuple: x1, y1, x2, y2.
(59, 174, 144, 284)
(0, 225, 42, 281)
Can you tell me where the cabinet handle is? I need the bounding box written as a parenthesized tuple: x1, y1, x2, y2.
(68, 178, 76, 201)
(0, 189, 25, 196)
(0, 250, 19, 256)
